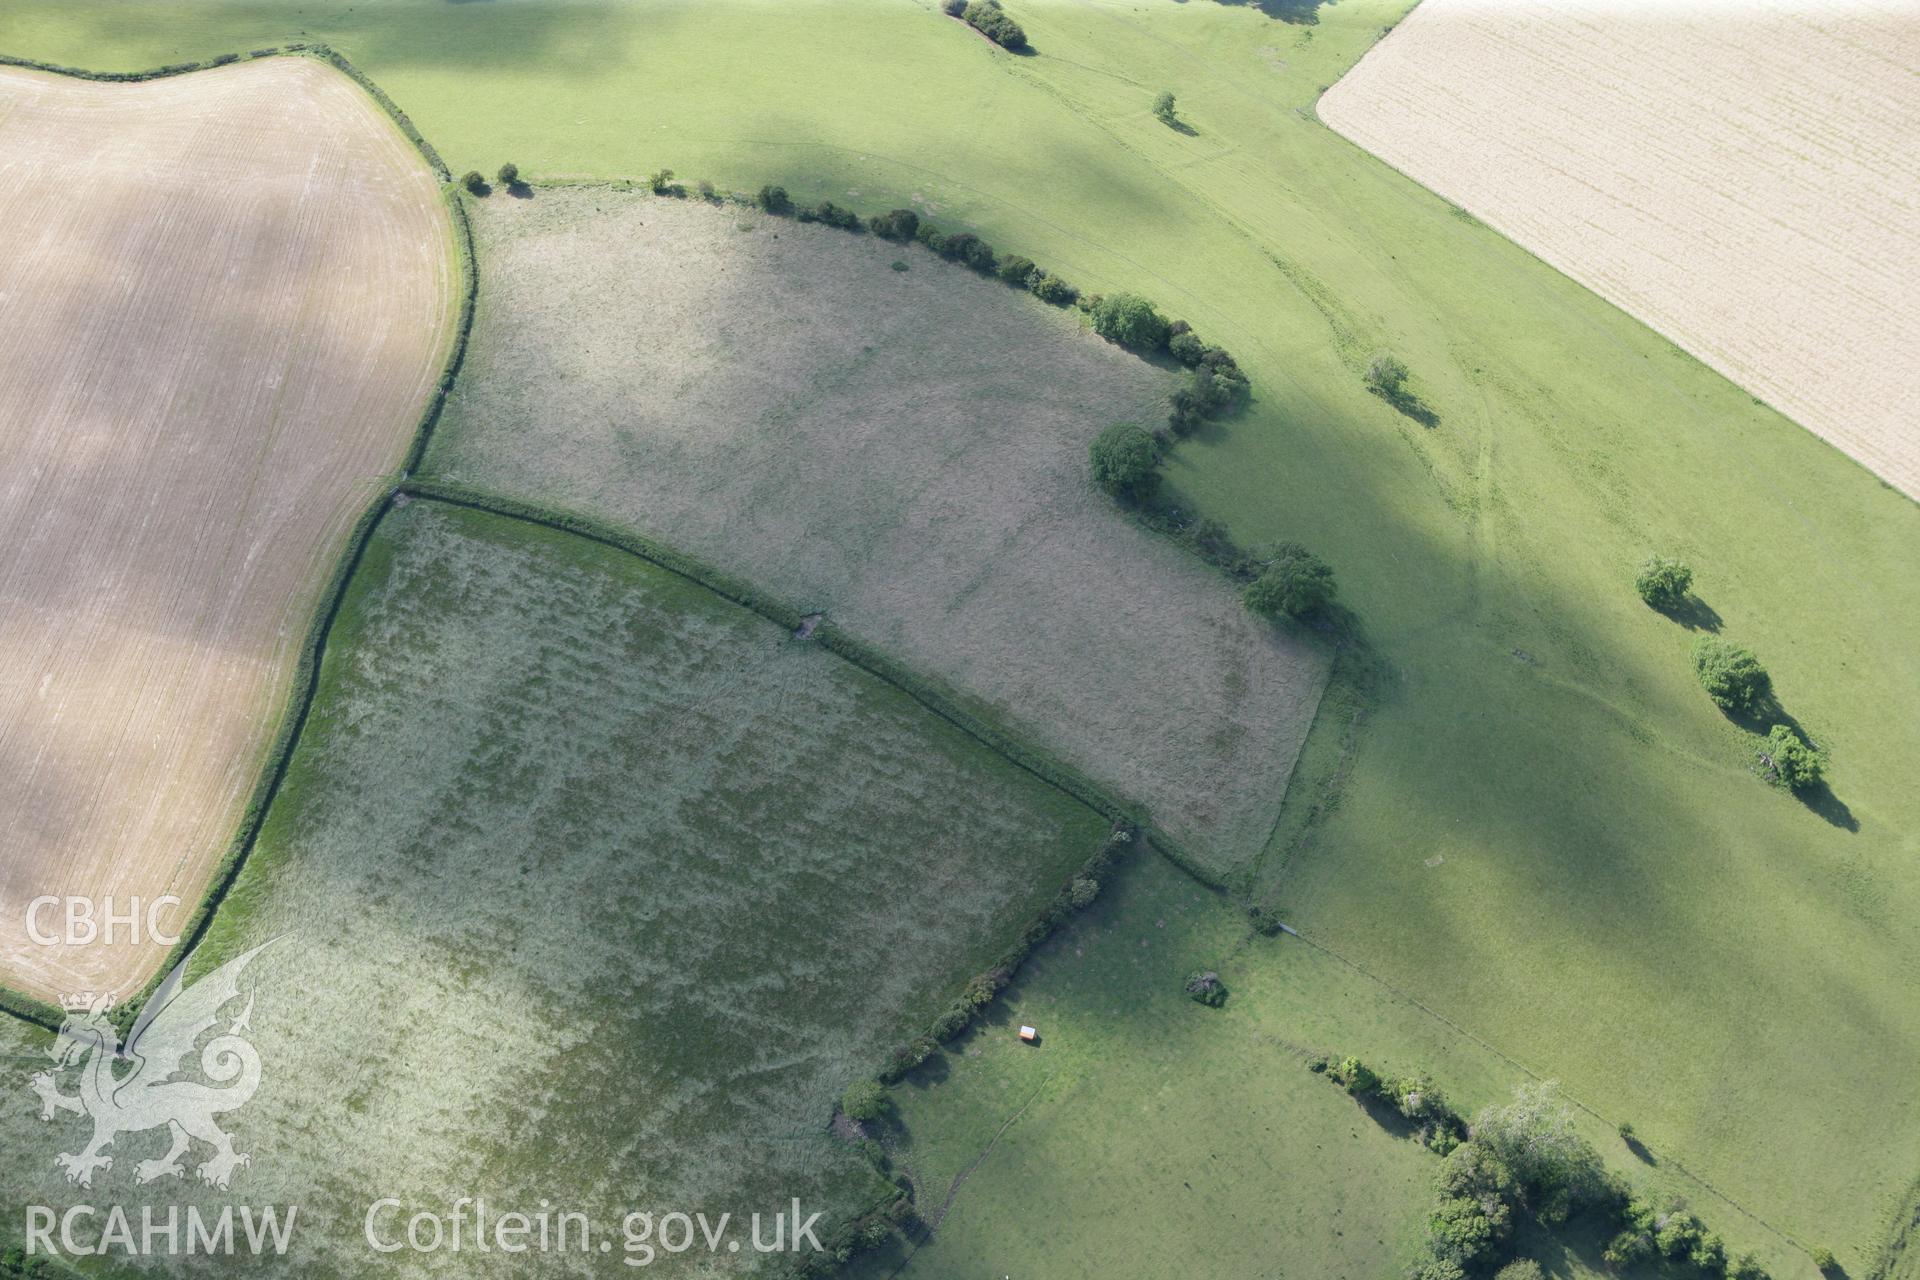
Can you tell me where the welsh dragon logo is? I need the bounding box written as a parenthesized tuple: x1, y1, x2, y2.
(28, 942, 274, 1190)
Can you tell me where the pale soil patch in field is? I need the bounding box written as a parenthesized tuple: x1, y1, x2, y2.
(428, 191, 1329, 873)
(0, 58, 456, 1001)
(1321, 0, 1920, 498)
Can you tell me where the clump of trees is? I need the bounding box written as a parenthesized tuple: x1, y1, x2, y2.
(839, 1079, 888, 1124)
(945, 0, 1029, 50)
(1691, 636, 1770, 714)
(1153, 90, 1180, 127)
(1759, 724, 1823, 790)
(1242, 543, 1336, 620)
(1029, 272, 1078, 306)
(1090, 292, 1172, 352)
(756, 184, 792, 215)
(1635, 554, 1694, 611)
(1184, 971, 1228, 1007)
(1090, 423, 1162, 502)
(868, 207, 920, 241)
(1493, 1263, 1544, 1280)
(1637, 567, 1828, 794)
(1322, 1056, 1467, 1156)
(797, 200, 862, 230)
(928, 229, 996, 273)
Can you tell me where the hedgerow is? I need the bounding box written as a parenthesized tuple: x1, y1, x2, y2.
(1315, 1060, 1771, 1280)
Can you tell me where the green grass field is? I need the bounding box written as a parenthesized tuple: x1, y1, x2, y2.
(848, 854, 1699, 1280)
(6, 0, 1918, 1273)
(2, 499, 1106, 1275)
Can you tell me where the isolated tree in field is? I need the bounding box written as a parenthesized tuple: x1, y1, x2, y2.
(1692, 636, 1770, 713)
(1635, 554, 1693, 610)
(1153, 90, 1179, 127)
(1090, 292, 1171, 352)
(1089, 423, 1161, 501)
(648, 167, 676, 194)
(1759, 724, 1823, 790)
(1242, 544, 1336, 620)
(1812, 1247, 1838, 1273)
(495, 162, 520, 188)
(460, 170, 487, 196)
(1365, 351, 1410, 399)
(840, 1079, 887, 1123)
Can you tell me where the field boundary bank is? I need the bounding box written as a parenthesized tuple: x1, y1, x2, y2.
(0, 44, 475, 1034)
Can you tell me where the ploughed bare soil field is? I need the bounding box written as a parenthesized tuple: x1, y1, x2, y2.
(0, 57, 457, 1001)
(1320, 0, 1920, 499)
(427, 190, 1330, 876)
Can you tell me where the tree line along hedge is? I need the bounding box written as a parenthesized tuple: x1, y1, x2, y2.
(748, 189, 1251, 448)
(1318, 1056, 1777, 1280)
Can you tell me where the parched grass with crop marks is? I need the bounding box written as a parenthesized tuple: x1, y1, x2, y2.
(7, 0, 1920, 1270)
(424, 191, 1329, 878)
(0, 498, 1105, 1275)
(0, 55, 457, 1004)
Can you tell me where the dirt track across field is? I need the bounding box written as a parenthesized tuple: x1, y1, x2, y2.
(1321, 0, 1920, 499)
(0, 57, 456, 1001)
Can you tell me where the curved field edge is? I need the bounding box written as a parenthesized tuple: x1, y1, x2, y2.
(0, 45, 474, 1033)
(1314, 1, 1920, 503)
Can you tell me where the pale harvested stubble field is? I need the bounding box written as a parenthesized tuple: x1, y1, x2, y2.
(428, 191, 1330, 875)
(0, 57, 456, 1001)
(1320, 0, 1920, 499)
